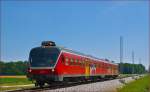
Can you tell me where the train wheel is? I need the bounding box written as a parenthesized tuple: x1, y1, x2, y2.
(35, 82, 38, 87)
(36, 81, 45, 88)
(39, 82, 44, 88)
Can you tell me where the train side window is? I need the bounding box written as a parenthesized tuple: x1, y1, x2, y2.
(65, 57, 69, 66)
(93, 63, 96, 68)
(94, 63, 96, 68)
(77, 59, 80, 65)
(78, 60, 81, 66)
(79, 59, 81, 66)
(80, 60, 82, 66)
(65, 57, 69, 61)
(82, 60, 85, 67)
(84, 61, 86, 66)
(75, 59, 78, 65)
(70, 58, 74, 65)
(75, 59, 78, 63)
(96, 64, 98, 68)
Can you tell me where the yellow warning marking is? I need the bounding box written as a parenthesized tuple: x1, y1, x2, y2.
(85, 63, 90, 78)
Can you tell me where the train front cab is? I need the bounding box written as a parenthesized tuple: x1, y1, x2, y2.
(27, 47, 62, 87)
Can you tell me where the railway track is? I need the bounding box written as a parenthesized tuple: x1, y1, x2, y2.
(8, 75, 138, 92)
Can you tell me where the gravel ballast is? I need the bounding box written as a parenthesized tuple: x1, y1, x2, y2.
(3, 76, 142, 92)
(43, 76, 140, 92)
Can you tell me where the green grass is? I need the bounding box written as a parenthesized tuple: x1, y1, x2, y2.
(0, 85, 34, 92)
(0, 77, 33, 86)
(118, 74, 150, 92)
(0, 77, 34, 91)
(119, 74, 132, 78)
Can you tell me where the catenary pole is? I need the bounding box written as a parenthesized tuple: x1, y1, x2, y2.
(132, 51, 135, 74)
(120, 36, 123, 74)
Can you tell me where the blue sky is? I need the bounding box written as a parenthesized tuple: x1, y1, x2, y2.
(1, 1, 149, 69)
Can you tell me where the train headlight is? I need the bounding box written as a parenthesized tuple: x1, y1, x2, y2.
(52, 69, 55, 72)
(29, 69, 32, 72)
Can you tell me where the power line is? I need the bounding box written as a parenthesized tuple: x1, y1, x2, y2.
(120, 36, 123, 63)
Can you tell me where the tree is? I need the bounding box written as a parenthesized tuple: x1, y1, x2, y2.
(0, 61, 28, 75)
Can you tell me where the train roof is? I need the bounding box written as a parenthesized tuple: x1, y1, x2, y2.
(57, 46, 117, 65)
(32, 46, 118, 65)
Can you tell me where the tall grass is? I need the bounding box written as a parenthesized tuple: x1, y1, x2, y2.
(118, 74, 150, 92)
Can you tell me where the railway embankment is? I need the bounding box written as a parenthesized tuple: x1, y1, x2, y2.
(41, 75, 143, 92)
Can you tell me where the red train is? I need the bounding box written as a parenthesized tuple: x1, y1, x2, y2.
(27, 41, 119, 87)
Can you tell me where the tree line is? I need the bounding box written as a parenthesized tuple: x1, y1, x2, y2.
(118, 63, 146, 74)
(0, 61, 146, 75)
(0, 61, 28, 75)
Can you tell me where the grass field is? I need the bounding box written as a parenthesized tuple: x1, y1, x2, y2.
(0, 75, 26, 78)
(0, 78, 32, 86)
(0, 76, 33, 91)
(118, 74, 150, 92)
(0, 76, 32, 86)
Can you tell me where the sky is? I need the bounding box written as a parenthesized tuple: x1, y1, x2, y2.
(1, 1, 149, 69)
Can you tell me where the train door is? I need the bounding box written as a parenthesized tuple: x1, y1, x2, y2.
(108, 64, 111, 74)
(90, 64, 96, 75)
(85, 60, 90, 78)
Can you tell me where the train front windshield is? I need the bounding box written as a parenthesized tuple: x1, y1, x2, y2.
(29, 47, 60, 67)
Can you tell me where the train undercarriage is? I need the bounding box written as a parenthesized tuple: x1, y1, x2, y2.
(27, 74, 118, 88)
